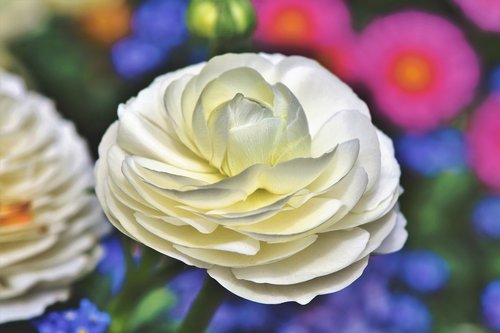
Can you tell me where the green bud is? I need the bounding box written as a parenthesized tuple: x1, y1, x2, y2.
(186, 0, 256, 39)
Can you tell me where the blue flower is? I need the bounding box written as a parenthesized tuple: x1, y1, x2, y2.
(400, 250, 450, 293)
(490, 66, 500, 92)
(396, 128, 466, 176)
(111, 37, 165, 79)
(209, 301, 271, 333)
(132, 0, 189, 50)
(167, 268, 206, 320)
(34, 299, 110, 333)
(390, 295, 432, 333)
(482, 280, 500, 330)
(97, 234, 126, 295)
(473, 196, 500, 239)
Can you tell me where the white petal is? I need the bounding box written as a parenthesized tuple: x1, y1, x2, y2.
(174, 235, 317, 268)
(375, 212, 408, 254)
(208, 256, 369, 304)
(117, 108, 212, 173)
(232, 228, 369, 285)
(232, 197, 343, 240)
(134, 213, 260, 255)
(273, 56, 371, 136)
(312, 110, 381, 190)
(357, 210, 398, 258)
(352, 129, 401, 212)
(0, 288, 69, 324)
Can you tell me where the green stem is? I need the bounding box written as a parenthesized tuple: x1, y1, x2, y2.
(177, 277, 227, 333)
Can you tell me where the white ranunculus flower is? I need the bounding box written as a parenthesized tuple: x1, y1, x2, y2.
(95, 53, 407, 304)
(0, 71, 109, 323)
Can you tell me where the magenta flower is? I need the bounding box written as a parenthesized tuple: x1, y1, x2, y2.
(467, 95, 500, 192)
(356, 11, 480, 132)
(453, 0, 500, 33)
(252, 0, 351, 50)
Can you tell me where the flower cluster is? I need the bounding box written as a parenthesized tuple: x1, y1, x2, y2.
(34, 299, 111, 333)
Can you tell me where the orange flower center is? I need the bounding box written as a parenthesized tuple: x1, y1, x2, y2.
(0, 202, 32, 226)
(273, 8, 311, 42)
(391, 53, 435, 93)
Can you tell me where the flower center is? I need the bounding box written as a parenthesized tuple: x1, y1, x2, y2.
(0, 202, 32, 226)
(273, 8, 311, 42)
(391, 53, 435, 93)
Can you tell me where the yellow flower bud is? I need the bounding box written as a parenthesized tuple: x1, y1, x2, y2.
(186, 0, 256, 39)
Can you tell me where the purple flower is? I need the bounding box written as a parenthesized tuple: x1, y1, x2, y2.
(400, 250, 450, 293)
(473, 197, 500, 239)
(97, 234, 126, 294)
(396, 128, 466, 176)
(390, 295, 432, 333)
(111, 37, 165, 79)
(132, 0, 189, 49)
(482, 280, 500, 330)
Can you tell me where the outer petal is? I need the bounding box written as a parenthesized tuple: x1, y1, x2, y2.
(208, 257, 369, 304)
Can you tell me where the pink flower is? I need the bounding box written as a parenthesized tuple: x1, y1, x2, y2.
(356, 11, 480, 132)
(252, 0, 356, 80)
(252, 0, 351, 50)
(467, 95, 500, 192)
(453, 0, 500, 33)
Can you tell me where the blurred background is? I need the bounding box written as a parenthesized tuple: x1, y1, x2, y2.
(1, 0, 500, 332)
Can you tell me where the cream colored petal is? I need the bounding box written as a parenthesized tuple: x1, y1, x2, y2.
(123, 61, 205, 133)
(133, 150, 336, 210)
(375, 212, 408, 254)
(271, 83, 311, 163)
(225, 117, 284, 175)
(198, 94, 279, 172)
(306, 139, 359, 194)
(232, 228, 369, 285)
(208, 256, 369, 304)
(192, 54, 276, 98)
(274, 56, 370, 136)
(0, 288, 69, 324)
(180, 54, 276, 138)
(232, 197, 343, 240)
(0, 236, 58, 269)
(164, 74, 199, 152)
(328, 186, 401, 231)
(125, 157, 211, 190)
(102, 189, 210, 269)
(134, 213, 260, 255)
(2, 233, 97, 274)
(2, 248, 100, 299)
(199, 67, 274, 116)
(357, 210, 397, 258)
(174, 235, 317, 268)
(120, 164, 219, 232)
(352, 129, 401, 212)
(312, 110, 381, 190)
(117, 108, 212, 173)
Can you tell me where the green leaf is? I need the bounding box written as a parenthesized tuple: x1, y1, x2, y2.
(127, 287, 176, 332)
